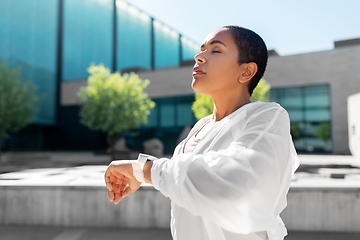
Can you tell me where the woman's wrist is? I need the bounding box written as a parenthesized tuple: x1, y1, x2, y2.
(143, 160, 154, 184)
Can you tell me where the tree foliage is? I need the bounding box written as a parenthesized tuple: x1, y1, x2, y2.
(315, 122, 331, 141)
(0, 63, 41, 160)
(192, 79, 271, 120)
(249, 78, 271, 102)
(191, 92, 215, 121)
(77, 64, 155, 159)
(290, 123, 303, 140)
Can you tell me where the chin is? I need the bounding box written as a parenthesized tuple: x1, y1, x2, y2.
(191, 78, 212, 95)
(191, 78, 198, 90)
(191, 79, 202, 92)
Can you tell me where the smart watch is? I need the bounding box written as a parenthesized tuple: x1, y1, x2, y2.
(132, 153, 157, 183)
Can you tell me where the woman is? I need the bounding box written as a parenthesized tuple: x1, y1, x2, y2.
(105, 25, 299, 240)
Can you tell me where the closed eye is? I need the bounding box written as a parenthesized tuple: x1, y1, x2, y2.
(212, 50, 221, 53)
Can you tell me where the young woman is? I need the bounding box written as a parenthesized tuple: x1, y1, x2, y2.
(105, 25, 299, 240)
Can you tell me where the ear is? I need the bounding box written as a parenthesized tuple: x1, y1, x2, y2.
(239, 62, 258, 84)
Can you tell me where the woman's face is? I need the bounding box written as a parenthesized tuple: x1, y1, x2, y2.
(192, 28, 245, 96)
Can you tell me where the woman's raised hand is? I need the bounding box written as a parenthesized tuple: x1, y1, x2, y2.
(104, 160, 141, 204)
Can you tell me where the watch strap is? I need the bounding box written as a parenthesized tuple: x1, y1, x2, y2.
(132, 154, 157, 183)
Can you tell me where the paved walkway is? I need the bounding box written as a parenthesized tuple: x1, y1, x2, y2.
(0, 225, 172, 240)
(1, 225, 360, 240)
(1, 153, 360, 239)
(1, 154, 360, 188)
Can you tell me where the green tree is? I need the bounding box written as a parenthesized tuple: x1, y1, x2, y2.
(77, 64, 155, 160)
(315, 122, 331, 141)
(290, 123, 303, 140)
(249, 78, 271, 102)
(192, 79, 271, 120)
(0, 63, 41, 161)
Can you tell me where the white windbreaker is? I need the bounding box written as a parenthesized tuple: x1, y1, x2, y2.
(150, 101, 299, 240)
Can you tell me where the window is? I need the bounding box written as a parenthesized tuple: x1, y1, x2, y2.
(271, 84, 332, 153)
(126, 95, 196, 153)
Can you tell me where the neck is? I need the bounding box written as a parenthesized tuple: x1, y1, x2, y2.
(211, 90, 251, 121)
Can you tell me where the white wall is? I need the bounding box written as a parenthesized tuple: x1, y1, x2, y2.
(348, 92, 360, 158)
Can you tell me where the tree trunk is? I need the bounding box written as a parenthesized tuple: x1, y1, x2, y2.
(107, 133, 116, 161)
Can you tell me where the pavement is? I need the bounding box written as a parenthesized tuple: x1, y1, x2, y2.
(0, 225, 172, 240)
(1, 152, 360, 240)
(1, 225, 360, 240)
(1, 153, 360, 189)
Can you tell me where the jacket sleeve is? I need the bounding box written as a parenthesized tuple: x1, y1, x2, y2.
(151, 107, 298, 234)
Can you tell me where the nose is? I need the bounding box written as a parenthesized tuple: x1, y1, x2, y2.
(194, 52, 206, 64)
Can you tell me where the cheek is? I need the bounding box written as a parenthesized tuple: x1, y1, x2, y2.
(211, 61, 240, 83)
(192, 57, 240, 94)
(211, 56, 238, 74)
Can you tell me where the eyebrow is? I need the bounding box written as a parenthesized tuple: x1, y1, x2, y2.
(200, 40, 227, 49)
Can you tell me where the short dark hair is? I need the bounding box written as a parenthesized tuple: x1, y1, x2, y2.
(223, 25, 268, 96)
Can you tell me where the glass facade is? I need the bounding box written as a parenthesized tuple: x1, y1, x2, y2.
(270, 84, 332, 153)
(181, 36, 200, 61)
(0, 0, 198, 124)
(116, 0, 152, 71)
(62, 0, 113, 81)
(126, 95, 197, 154)
(153, 20, 180, 69)
(0, 0, 58, 125)
(61, 0, 199, 77)
(0, 0, 199, 151)
(151, 96, 197, 128)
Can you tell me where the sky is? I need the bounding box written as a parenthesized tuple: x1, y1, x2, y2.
(125, 0, 360, 56)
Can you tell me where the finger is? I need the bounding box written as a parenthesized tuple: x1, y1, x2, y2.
(122, 187, 133, 198)
(122, 183, 138, 198)
(112, 177, 124, 191)
(109, 175, 117, 182)
(113, 182, 122, 193)
(114, 192, 122, 205)
(122, 178, 141, 198)
(104, 166, 112, 182)
(108, 190, 115, 202)
(105, 177, 114, 191)
(114, 180, 128, 204)
(120, 180, 127, 192)
(104, 168, 114, 191)
(115, 178, 122, 185)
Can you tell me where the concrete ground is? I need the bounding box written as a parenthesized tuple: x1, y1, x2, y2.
(0, 225, 171, 240)
(1, 152, 360, 239)
(1, 225, 360, 240)
(1, 153, 360, 189)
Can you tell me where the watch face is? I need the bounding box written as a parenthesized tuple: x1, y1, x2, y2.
(138, 154, 157, 169)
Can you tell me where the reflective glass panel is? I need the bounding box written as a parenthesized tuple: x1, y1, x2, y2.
(0, 0, 58, 124)
(146, 105, 158, 128)
(153, 20, 180, 69)
(116, 0, 151, 72)
(181, 36, 199, 61)
(177, 102, 194, 126)
(270, 84, 331, 153)
(63, 0, 112, 81)
(160, 98, 176, 127)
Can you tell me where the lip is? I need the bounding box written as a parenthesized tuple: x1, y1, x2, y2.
(192, 67, 206, 76)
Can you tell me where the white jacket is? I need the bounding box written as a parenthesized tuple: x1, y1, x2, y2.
(151, 101, 299, 240)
